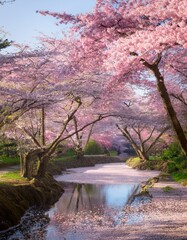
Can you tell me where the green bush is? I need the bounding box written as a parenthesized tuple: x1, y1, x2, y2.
(0, 156, 20, 167)
(84, 139, 105, 155)
(0, 140, 18, 158)
(162, 142, 182, 160)
(149, 141, 187, 173)
(158, 142, 186, 173)
(64, 148, 76, 157)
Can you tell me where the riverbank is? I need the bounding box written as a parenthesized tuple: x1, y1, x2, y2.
(1, 157, 187, 239)
(0, 155, 123, 231)
(0, 175, 63, 231)
(47, 155, 124, 175)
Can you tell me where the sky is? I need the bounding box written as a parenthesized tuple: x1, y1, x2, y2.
(0, 0, 96, 50)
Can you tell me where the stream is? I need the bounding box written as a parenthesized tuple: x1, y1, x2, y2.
(0, 163, 160, 240)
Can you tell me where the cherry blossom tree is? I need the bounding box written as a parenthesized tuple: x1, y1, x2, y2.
(116, 123, 169, 161)
(1, 41, 113, 179)
(114, 92, 171, 161)
(40, 0, 187, 156)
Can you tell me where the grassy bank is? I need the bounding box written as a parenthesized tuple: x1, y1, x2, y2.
(0, 174, 63, 231)
(126, 156, 187, 186)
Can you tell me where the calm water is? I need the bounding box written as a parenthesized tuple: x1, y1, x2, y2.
(1, 163, 156, 240)
(46, 182, 141, 240)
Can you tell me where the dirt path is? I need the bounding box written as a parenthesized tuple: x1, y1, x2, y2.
(55, 163, 187, 240)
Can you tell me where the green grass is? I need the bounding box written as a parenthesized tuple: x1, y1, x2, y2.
(162, 186, 174, 192)
(0, 156, 20, 168)
(1, 171, 21, 180)
(0, 171, 28, 184)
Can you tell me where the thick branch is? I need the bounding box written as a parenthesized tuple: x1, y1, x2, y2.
(48, 114, 109, 155)
(47, 100, 82, 154)
(116, 124, 141, 153)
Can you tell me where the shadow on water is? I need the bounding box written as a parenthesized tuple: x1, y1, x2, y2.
(46, 182, 141, 240)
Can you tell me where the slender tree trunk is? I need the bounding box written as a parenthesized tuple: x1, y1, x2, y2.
(151, 65, 187, 156)
(20, 155, 28, 178)
(141, 56, 187, 156)
(137, 150, 148, 162)
(116, 124, 149, 161)
(41, 106, 45, 146)
(75, 147, 84, 160)
(19, 146, 25, 176)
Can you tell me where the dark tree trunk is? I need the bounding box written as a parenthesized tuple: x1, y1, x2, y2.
(151, 65, 187, 156)
(41, 106, 45, 146)
(36, 155, 50, 178)
(76, 147, 84, 160)
(21, 150, 41, 179)
(20, 149, 49, 179)
(137, 149, 148, 162)
(116, 124, 149, 161)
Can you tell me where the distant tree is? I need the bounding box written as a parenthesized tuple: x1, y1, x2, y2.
(116, 123, 169, 162)
(0, 0, 15, 5)
(1, 41, 110, 179)
(0, 0, 15, 48)
(0, 38, 11, 50)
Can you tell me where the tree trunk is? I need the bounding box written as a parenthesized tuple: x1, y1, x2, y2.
(116, 124, 149, 161)
(75, 147, 84, 160)
(151, 65, 187, 156)
(138, 151, 148, 162)
(36, 155, 50, 178)
(41, 106, 45, 146)
(21, 150, 39, 179)
(20, 149, 47, 179)
(19, 147, 25, 177)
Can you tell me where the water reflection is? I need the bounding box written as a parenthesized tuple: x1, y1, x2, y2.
(47, 183, 140, 240)
(49, 183, 139, 215)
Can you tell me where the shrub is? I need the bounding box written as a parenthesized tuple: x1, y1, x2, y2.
(64, 148, 76, 157)
(84, 139, 105, 155)
(162, 142, 182, 160)
(158, 142, 186, 173)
